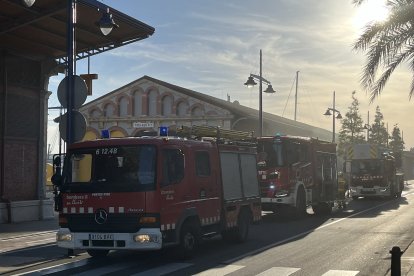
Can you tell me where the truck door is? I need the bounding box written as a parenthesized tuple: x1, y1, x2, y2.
(193, 150, 221, 224)
(159, 147, 187, 231)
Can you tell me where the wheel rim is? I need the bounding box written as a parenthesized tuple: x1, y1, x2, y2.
(184, 232, 195, 250)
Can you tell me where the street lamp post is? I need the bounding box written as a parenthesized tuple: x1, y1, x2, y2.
(244, 49, 275, 137)
(66, 0, 75, 145)
(324, 91, 342, 143)
(364, 111, 371, 142)
(65, 1, 118, 146)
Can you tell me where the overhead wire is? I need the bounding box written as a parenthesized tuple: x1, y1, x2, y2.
(282, 74, 297, 117)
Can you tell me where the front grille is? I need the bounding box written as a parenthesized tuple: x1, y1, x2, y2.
(260, 182, 269, 197)
(362, 183, 374, 188)
(67, 213, 140, 233)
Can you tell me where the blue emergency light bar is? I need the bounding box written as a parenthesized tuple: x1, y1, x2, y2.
(101, 129, 110, 139)
(159, 126, 168, 136)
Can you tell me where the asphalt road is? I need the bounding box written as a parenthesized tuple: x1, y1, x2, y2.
(1, 184, 414, 276)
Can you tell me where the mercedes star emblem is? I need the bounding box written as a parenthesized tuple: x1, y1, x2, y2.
(94, 209, 108, 224)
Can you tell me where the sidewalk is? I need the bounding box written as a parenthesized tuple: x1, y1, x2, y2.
(0, 212, 59, 240)
(401, 240, 414, 276)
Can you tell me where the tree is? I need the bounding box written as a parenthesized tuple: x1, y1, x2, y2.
(352, 0, 414, 101)
(337, 91, 365, 158)
(389, 124, 405, 167)
(368, 106, 389, 147)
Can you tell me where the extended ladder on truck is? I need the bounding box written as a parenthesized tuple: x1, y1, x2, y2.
(176, 125, 255, 145)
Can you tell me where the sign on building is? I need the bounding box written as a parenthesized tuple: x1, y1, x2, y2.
(133, 122, 154, 128)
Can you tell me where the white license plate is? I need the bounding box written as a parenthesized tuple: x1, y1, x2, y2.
(89, 233, 114, 240)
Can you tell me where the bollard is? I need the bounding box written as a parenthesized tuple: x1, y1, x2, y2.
(67, 249, 75, 258)
(390, 246, 403, 276)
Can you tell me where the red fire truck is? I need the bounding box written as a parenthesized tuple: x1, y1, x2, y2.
(257, 134, 344, 216)
(52, 126, 261, 258)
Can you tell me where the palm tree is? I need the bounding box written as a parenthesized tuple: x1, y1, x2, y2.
(353, 0, 414, 102)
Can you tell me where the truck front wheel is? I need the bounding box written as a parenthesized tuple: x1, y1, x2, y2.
(177, 222, 200, 259)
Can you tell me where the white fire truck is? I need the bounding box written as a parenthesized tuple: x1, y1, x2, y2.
(52, 126, 261, 258)
(257, 135, 345, 216)
(344, 144, 404, 199)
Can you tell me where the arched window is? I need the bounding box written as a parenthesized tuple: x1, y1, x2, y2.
(176, 102, 188, 116)
(90, 109, 101, 118)
(133, 91, 142, 116)
(191, 106, 203, 116)
(161, 95, 172, 116)
(148, 90, 157, 116)
(119, 97, 128, 117)
(104, 104, 115, 117)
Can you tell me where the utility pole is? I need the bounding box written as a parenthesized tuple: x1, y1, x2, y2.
(294, 71, 299, 121)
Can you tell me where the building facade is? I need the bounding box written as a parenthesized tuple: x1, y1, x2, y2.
(79, 76, 334, 142)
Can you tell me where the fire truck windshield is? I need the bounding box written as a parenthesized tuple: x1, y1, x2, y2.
(61, 145, 156, 192)
(258, 140, 285, 168)
(351, 159, 383, 176)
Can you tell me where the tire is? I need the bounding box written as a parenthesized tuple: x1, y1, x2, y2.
(234, 210, 250, 243)
(295, 187, 307, 217)
(87, 249, 109, 258)
(176, 222, 200, 259)
(222, 209, 250, 243)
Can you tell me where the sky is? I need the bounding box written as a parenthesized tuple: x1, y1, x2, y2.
(47, 0, 413, 153)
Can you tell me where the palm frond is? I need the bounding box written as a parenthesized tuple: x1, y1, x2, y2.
(354, 1, 414, 100)
(369, 50, 410, 102)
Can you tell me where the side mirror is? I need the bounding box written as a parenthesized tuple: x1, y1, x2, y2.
(53, 155, 61, 166)
(52, 155, 63, 187)
(257, 161, 267, 168)
(51, 173, 62, 187)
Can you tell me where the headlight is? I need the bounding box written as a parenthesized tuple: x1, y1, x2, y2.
(56, 233, 72, 242)
(275, 190, 289, 197)
(380, 188, 388, 192)
(133, 234, 159, 243)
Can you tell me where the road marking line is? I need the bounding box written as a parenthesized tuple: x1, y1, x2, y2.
(75, 262, 136, 276)
(256, 267, 300, 276)
(321, 270, 359, 276)
(193, 264, 244, 276)
(25, 238, 56, 245)
(131, 262, 193, 276)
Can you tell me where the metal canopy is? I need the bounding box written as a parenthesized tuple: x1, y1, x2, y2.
(0, 0, 155, 63)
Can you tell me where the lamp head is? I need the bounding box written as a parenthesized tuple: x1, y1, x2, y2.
(22, 0, 35, 7)
(97, 9, 119, 36)
(264, 84, 276, 93)
(244, 76, 257, 88)
(323, 109, 332, 116)
(336, 113, 343, 119)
